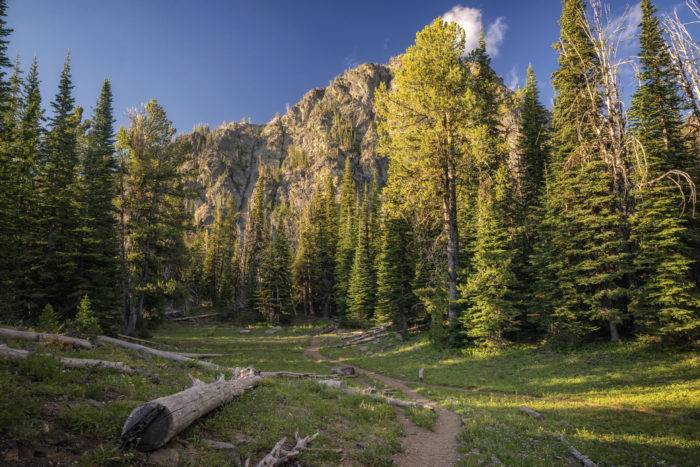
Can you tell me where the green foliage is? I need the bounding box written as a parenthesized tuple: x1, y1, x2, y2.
(335, 158, 357, 316)
(628, 0, 700, 341)
(347, 184, 375, 323)
(71, 294, 102, 336)
(255, 222, 294, 323)
(38, 304, 61, 332)
(375, 215, 417, 334)
(117, 99, 193, 333)
(462, 165, 520, 346)
(18, 354, 62, 382)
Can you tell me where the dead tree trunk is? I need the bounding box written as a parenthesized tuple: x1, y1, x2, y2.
(254, 432, 319, 467)
(121, 373, 263, 451)
(0, 344, 136, 374)
(0, 327, 92, 349)
(96, 335, 227, 373)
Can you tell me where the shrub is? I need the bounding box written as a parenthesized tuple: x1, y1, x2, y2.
(71, 295, 102, 337)
(19, 354, 62, 381)
(38, 304, 61, 332)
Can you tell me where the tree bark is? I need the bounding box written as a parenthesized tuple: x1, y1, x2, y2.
(121, 374, 262, 451)
(0, 344, 135, 374)
(95, 335, 227, 373)
(443, 158, 460, 328)
(254, 432, 319, 467)
(0, 327, 92, 349)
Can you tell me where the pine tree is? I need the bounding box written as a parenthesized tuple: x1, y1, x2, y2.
(375, 214, 417, 336)
(375, 19, 472, 333)
(118, 100, 192, 333)
(335, 158, 357, 316)
(517, 66, 550, 332)
(255, 221, 293, 323)
(462, 164, 520, 346)
(318, 174, 338, 316)
(629, 0, 700, 340)
(240, 170, 270, 313)
(75, 79, 120, 331)
(347, 184, 375, 323)
(539, 0, 630, 343)
(0, 0, 11, 119)
(36, 54, 83, 318)
(517, 65, 549, 207)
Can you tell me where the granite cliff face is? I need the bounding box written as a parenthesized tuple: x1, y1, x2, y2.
(183, 62, 393, 231)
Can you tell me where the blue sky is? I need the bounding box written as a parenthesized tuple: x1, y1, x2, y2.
(5, 0, 692, 132)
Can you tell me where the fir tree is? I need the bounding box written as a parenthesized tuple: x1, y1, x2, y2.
(75, 79, 120, 331)
(318, 174, 338, 316)
(117, 100, 192, 333)
(347, 184, 375, 323)
(539, 0, 630, 343)
(375, 214, 417, 336)
(240, 169, 270, 313)
(375, 19, 472, 333)
(629, 0, 700, 340)
(36, 54, 83, 318)
(0, 0, 11, 120)
(335, 158, 357, 316)
(255, 221, 293, 323)
(462, 164, 520, 345)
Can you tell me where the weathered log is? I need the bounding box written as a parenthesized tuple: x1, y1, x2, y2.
(0, 344, 136, 374)
(254, 432, 319, 467)
(121, 373, 262, 451)
(560, 436, 597, 467)
(317, 379, 434, 411)
(519, 406, 544, 421)
(331, 365, 355, 376)
(117, 334, 173, 349)
(179, 352, 228, 359)
(169, 313, 220, 322)
(96, 335, 227, 373)
(0, 327, 92, 349)
(260, 370, 335, 379)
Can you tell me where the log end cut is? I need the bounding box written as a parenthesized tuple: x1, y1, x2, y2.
(121, 402, 172, 451)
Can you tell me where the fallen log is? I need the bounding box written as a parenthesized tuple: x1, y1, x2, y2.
(121, 373, 262, 451)
(117, 334, 173, 349)
(254, 431, 319, 467)
(560, 436, 597, 467)
(260, 370, 336, 379)
(169, 313, 220, 322)
(519, 406, 544, 421)
(335, 331, 391, 347)
(96, 335, 227, 373)
(0, 344, 136, 374)
(0, 327, 92, 349)
(317, 379, 433, 411)
(179, 352, 229, 359)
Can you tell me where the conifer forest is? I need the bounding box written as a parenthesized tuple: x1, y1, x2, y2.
(0, 1, 698, 465)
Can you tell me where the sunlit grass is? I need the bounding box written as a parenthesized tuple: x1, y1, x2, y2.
(322, 333, 700, 466)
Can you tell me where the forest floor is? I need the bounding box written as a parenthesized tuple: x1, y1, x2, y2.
(0, 323, 408, 466)
(0, 322, 698, 466)
(321, 330, 700, 466)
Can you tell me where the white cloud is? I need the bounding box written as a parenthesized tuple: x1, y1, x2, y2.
(607, 2, 642, 45)
(506, 66, 520, 90)
(442, 5, 507, 57)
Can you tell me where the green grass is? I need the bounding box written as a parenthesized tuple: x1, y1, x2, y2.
(322, 333, 700, 466)
(0, 323, 402, 465)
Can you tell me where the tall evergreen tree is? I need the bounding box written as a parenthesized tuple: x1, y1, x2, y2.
(347, 184, 375, 323)
(240, 169, 270, 313)
(375, 214, 418, 336)
(0, 1, 14, 319)
(36, 54, 83, 318)
(0, 0, 11, 120)
(318, 173, 338, 317)
(118, 100, 192, 333)
(462, 165, 520, 345)
(538, 0, 630, 343)
(375, 19, 472, 334)
(335, 157, 357, 316)
(517, 65, 550, 331)
(629, 0, 700, 340)
(255, 221, 293, 323)
(75, 79, 120, 330)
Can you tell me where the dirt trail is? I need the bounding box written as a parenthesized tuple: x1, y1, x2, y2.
(305, 336, 461, 467)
